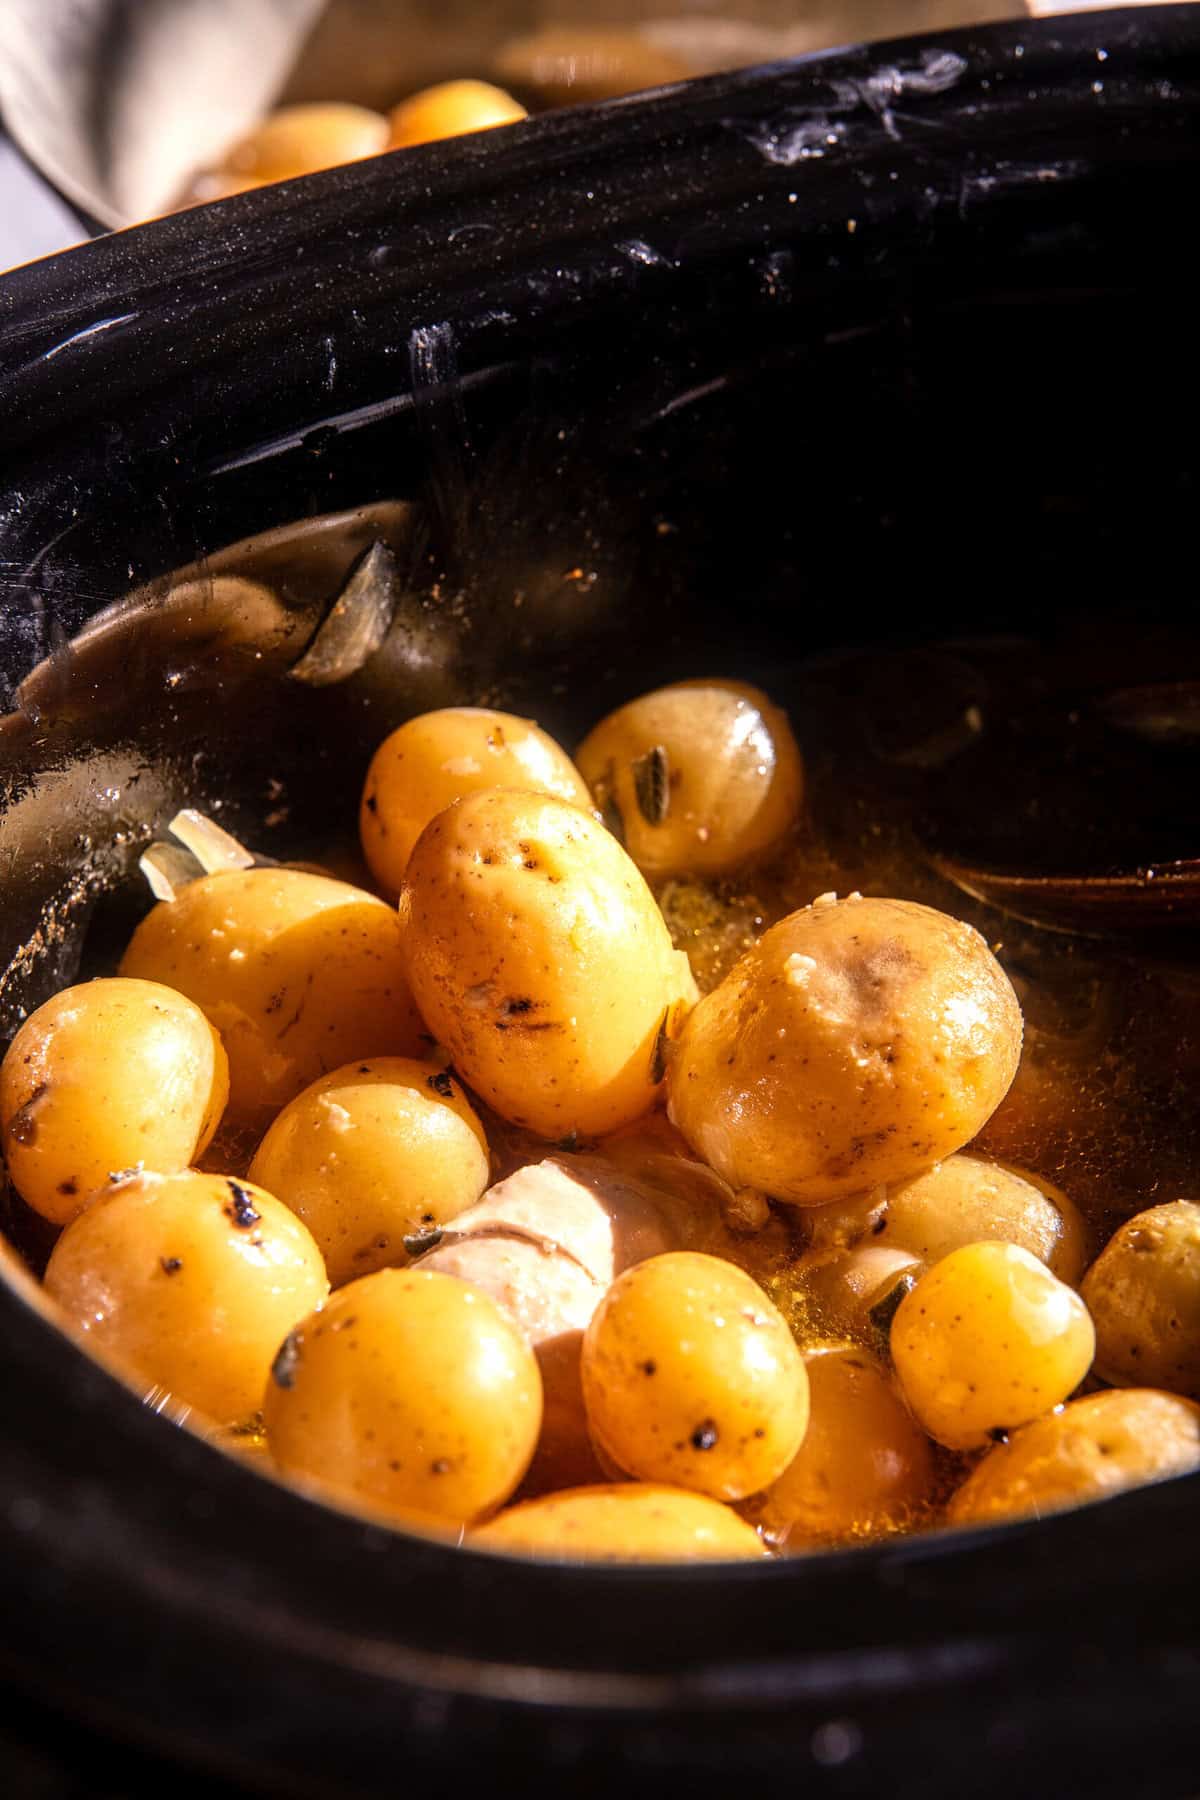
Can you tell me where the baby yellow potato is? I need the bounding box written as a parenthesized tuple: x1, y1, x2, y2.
(1082, 1201, 1200, 1398)
(0, 978, 228, 1225)
(668, 894, 1022, 1206)
(120, 867, 426, 1127)
(247, 1057, 489, 1287)
(44, 1169, 327, 1422)
(891, 1241, 1095, 1450)
(576, 679, 803, 880)
(387, 80, 528, 151)
(360, 707, 592, 896)
(581, 1251, 809, 1501)
(223, 103, 390, 180)
(750, 1346, 936, 1546)
(264, 1268, 542, 1527)
(877, 1154, 1088, 1285)
(400, 790, 698, 1138)
(473, 1483, 766, 1562)
(949, 1388, 1200, 1528)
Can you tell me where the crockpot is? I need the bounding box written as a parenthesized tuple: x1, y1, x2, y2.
(2, 9, 1199, 1794)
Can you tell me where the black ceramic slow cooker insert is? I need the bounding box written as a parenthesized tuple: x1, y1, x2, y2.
(2, 9, 1199, 1795)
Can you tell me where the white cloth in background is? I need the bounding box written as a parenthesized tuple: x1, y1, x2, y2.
(0, 134, 84, 272)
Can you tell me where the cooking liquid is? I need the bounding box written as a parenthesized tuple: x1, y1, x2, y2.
(3, 629, 1197, 1553)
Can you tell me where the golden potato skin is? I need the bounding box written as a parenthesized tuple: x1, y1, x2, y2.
(576, 679, 803, 880)
(473, 1483, 766, 1562)
(224, 103, 389, 179)
(891, 1241, 1094, 1450)
(749, 1346, 936, 1546)
(248, 1057, 489, 1287)
(0, 978, 228, 1225)
(400, 790, 698, 1138)
(1082, 1201, 1200, 1398)
(667, 894, 1022, 1206)
(264, 1269, 542, 1527)
(387, 80, 528, 151)
(120, 867, 426, 1126)
(360, 708, 591, 895)
(581, 1251, 809, 1501)
(44, 1169, 327, 1422)
(949, 1389, 1200, 1527)
(878, 1154, 1088, 1285)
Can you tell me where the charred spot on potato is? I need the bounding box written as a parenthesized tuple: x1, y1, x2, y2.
(225, 1180, 261, 1230)
(403, 1226, 444, 1257)
(6, 1084, 48, 1148)
(495, 998, 563, 1034)
(271, 1330, 302, 1389)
